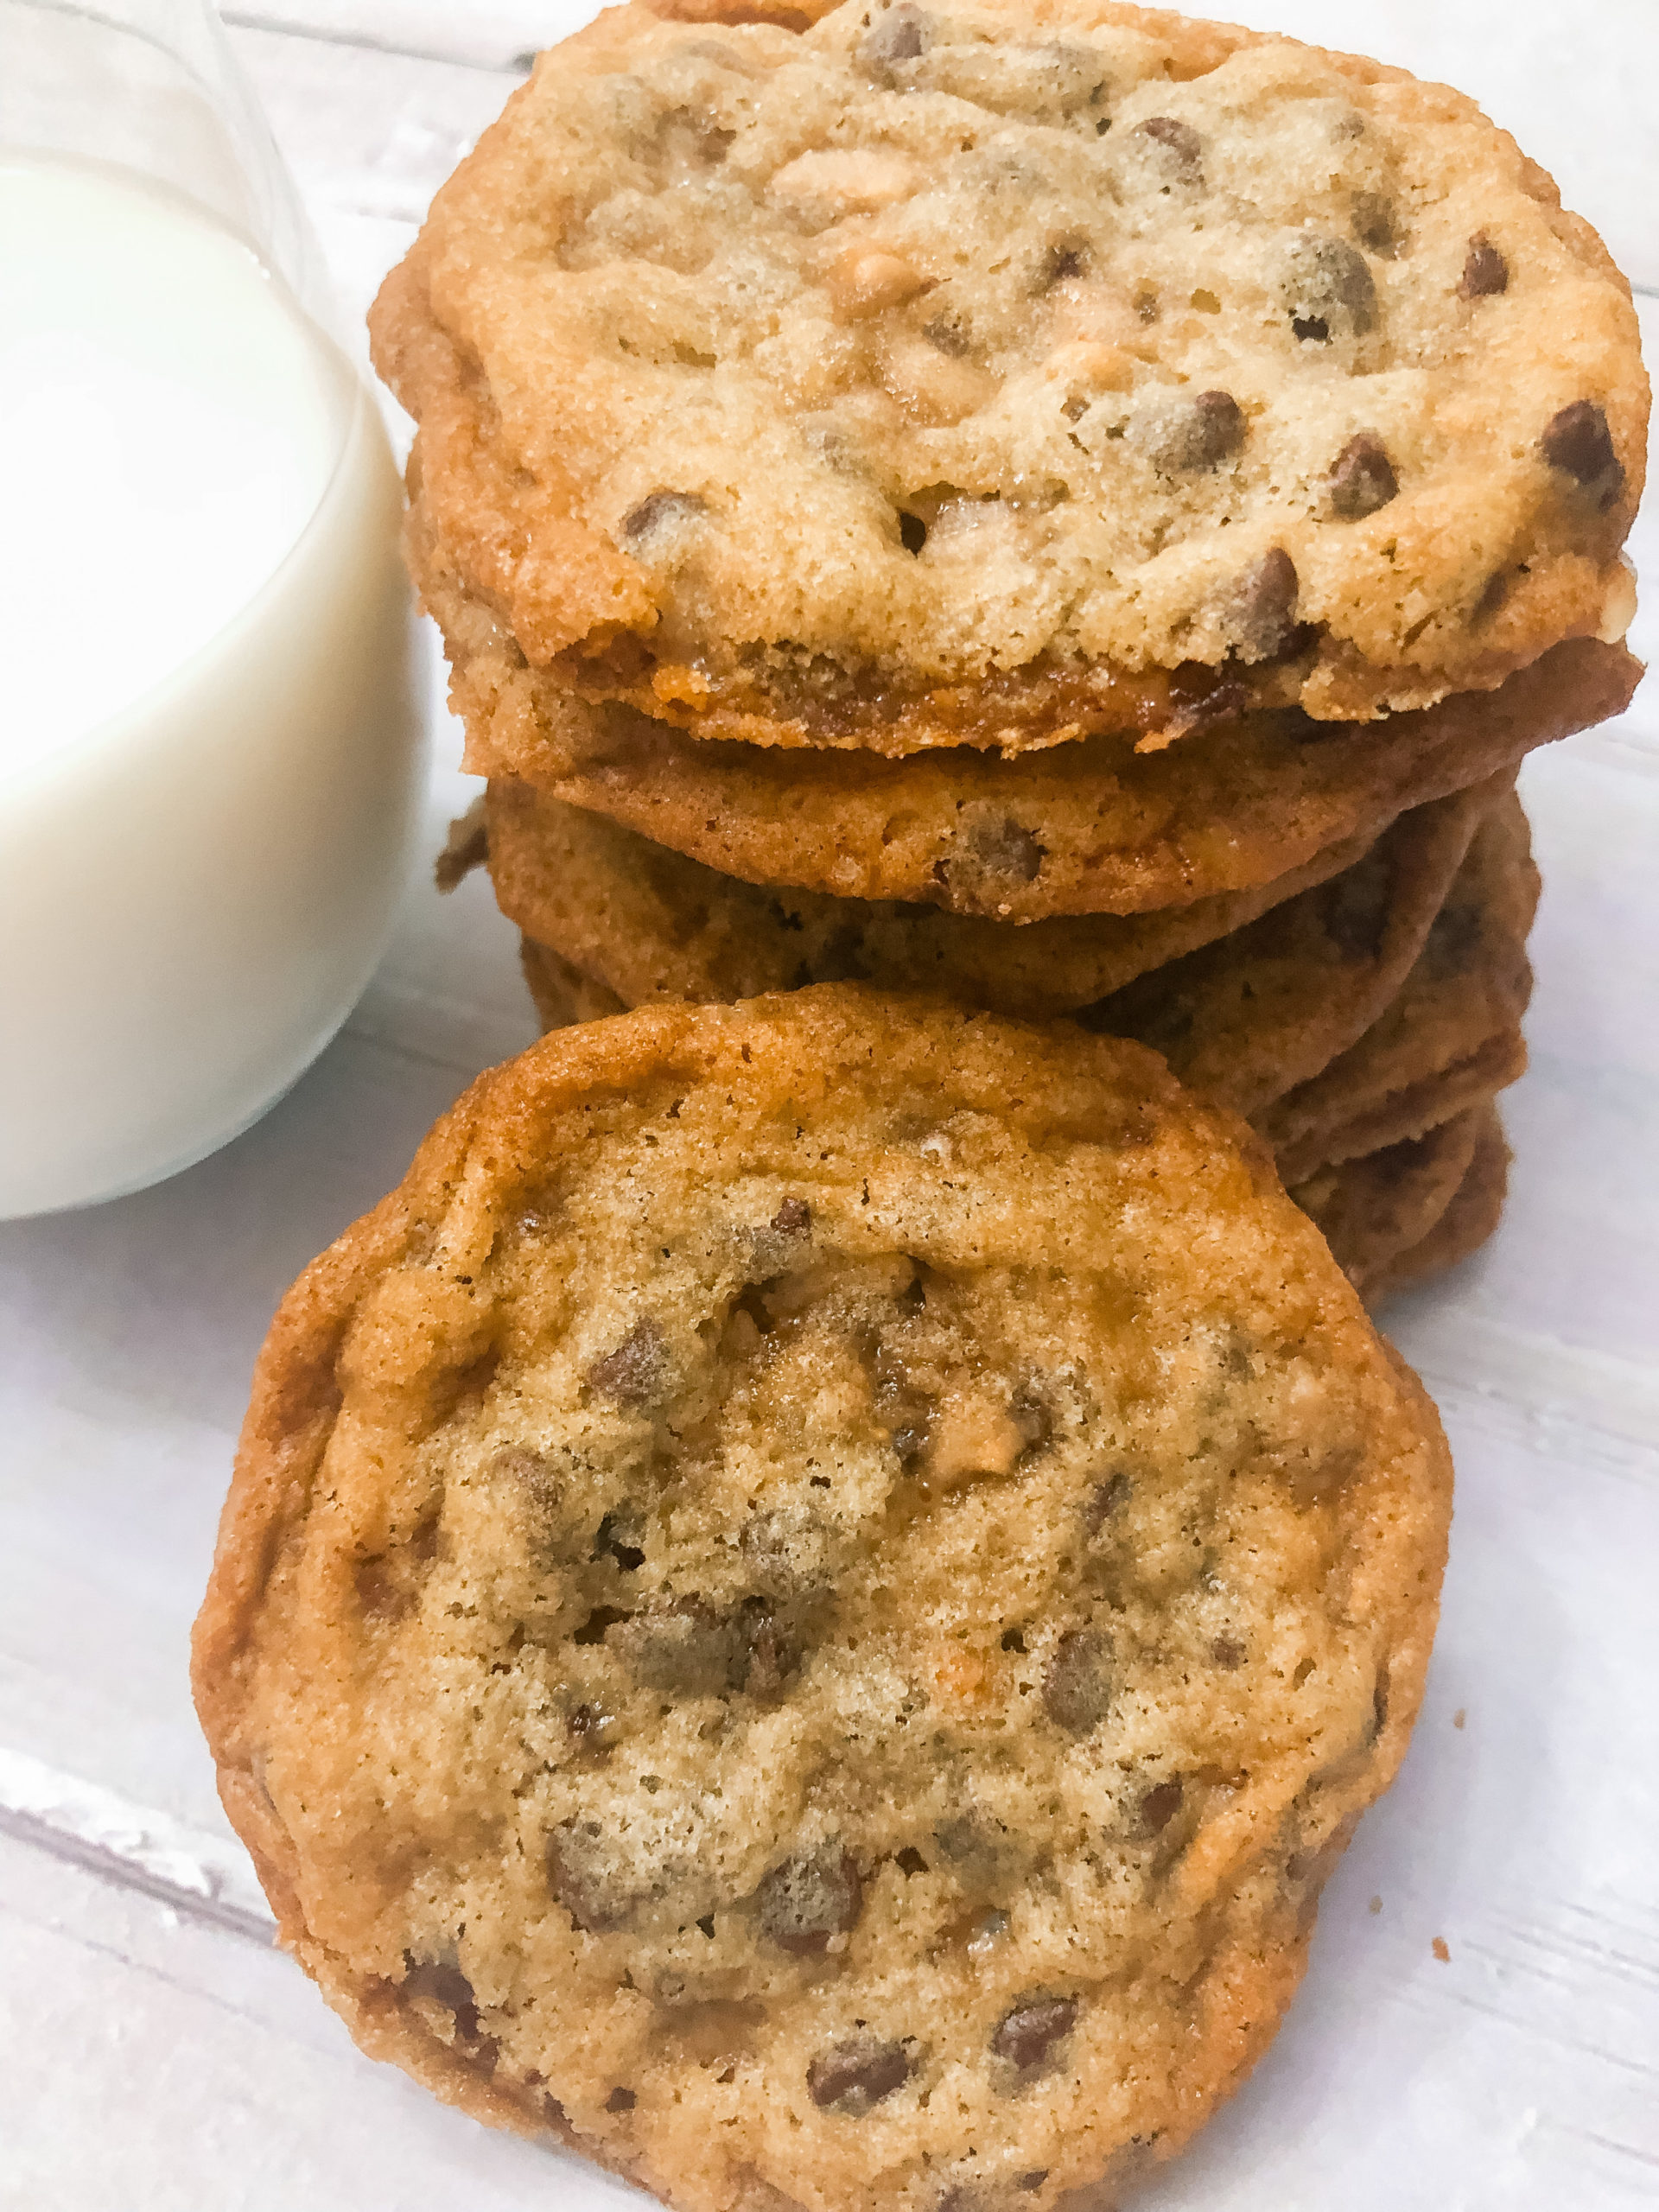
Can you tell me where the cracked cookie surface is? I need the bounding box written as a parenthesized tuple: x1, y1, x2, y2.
(372, 0, 1645, 754)
(194, 988, 1451, 2212)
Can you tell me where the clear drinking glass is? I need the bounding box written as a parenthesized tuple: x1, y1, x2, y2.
(0, 0, 425, 1217)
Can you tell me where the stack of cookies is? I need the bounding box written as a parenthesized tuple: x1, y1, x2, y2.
(373, 0, 1646, 1304)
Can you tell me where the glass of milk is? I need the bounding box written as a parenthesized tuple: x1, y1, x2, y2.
(0, 0, 425, 1218)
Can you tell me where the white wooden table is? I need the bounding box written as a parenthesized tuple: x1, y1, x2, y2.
(3, 6, 1657, 2204)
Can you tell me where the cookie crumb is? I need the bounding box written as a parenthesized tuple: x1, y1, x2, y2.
(1452, 1707, 1465, 1730)
(1431, 1937, 1450, 1962)
(1368, 1895, 1382, 1915)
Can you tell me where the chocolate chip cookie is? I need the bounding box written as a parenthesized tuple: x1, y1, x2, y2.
(1289, 1107, 1484, 1296)
(486, 773, 1489, 1027)
(427, 475, 1630, 916)
(1260, 789, 1536, 1178)
(372, 0, 1644, 755)
(194, 987, 1452, 2212)
(1363, 1104, 1510, 1301)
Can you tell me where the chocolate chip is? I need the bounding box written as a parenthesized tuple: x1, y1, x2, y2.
(1459, 235, 1508, 299)
(960, 812, 1045, 884)
(1142, 388, 1245, 474)
(1329, 433, 1398, 521)
(1135, 114, 1202, 182)
(807, 2035, 912, 2112)
(895, 1845, 929, 1875)
(991, 1995, 1077, 2069)
(771, 1198, 811, 1236)
(1018, 2175, 1049, 2192)
(1083, 1472, 1129, 1533)
(1283, 235, 1376, 342)
(1351, 190, 1402, 258)
(605, 2087, 637, 2113)
(861, 2, 931, 72)
(547, 1819, 638, 1932)
(573, 1604, 629, 1645)
(739, 1596, 805, 1698)
(1036, 240, 1088, 289)
(402, 1955, 481, 2043)
(1322, 852, 1391, 958)
(621, 491, 706, 543)
(594, 1510, 645, 1572)
(1210, 1634, 1245, 1669)
(1042, 1629, 1114, 1735)
(1424, 899, 1481, 976)
(587, 1318, 671, 1408)
(924, 315, 972, 358)
(1223, 548, 1300, 661)
(1138, 1780, 1184, 1835)
(899, 511, 928, 554)
(757, 1846, 862, 1954)
(1541, 401, 1624, 506)
(932, 1811, 1014, 1885)
(493, 1444, 562, 1516)
(568, 1700, 618, 1750)
(613, 1596, 741, 1696)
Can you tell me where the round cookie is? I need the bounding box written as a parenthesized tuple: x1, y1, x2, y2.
(485, 773, 1490, 1024)
(1364, 1105, 1510, 1301)
(1288, 1108, 1483, 1296)
(428, 496, 1631, 918)
(1073, 772, 1497, 1111)
(194, 987, 1452, 2212)
(372, 0, 1646, 755)
(1259, 790, 1536, 1177)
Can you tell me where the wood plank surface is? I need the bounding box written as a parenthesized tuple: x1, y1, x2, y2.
(2, 5, 1656, 2207)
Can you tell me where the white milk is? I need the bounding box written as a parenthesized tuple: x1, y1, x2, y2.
(0, 156, 423, 1217)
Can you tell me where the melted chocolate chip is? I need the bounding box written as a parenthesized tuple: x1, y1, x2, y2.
(1329, 433, 1399, 521)
(1459, 236, 1509, 299)
(1423, 899, 1481, 976)
(594, 1510, 645, 1572)
(587, 1318, 671, 1408)
(605, 2087, 637, 2113)
(1083, 1472, 1130, 1533)
(960, 813, 1045, 884)
(1351, 190, 1402, 258)
(771, 1198, 811, 1236)
(1322, 853, 1392, 958)
(613, 1596, 741, 1696)
(1036, 240, 1088, 289)
(547, 1819, 637, 1932)
(861, 2, 931, 72)
(1283, 235, 1377, 342)
(1541, 401, 1624, 506)
(1042, 1629, 1114, 1735)
(621, 491, 706, 543)
(1210, 1634, 1245, 1670)
(757, 1845, 863, 1954)
(1224, 548, 1300, 661)
(1136, 114, 1202, 182)
(924, 315, 972, 357)
(991, 1994, 1077, 2069)
(568, 1700, 618, 1750)
(1138, 1780, 1184, 1835)
(899, 511, 928, 554)
(807, 2035, 912, 2112)
(402, 1955, 481, 2043)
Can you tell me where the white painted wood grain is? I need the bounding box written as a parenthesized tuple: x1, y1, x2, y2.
(2, 4, 1656, 2206)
